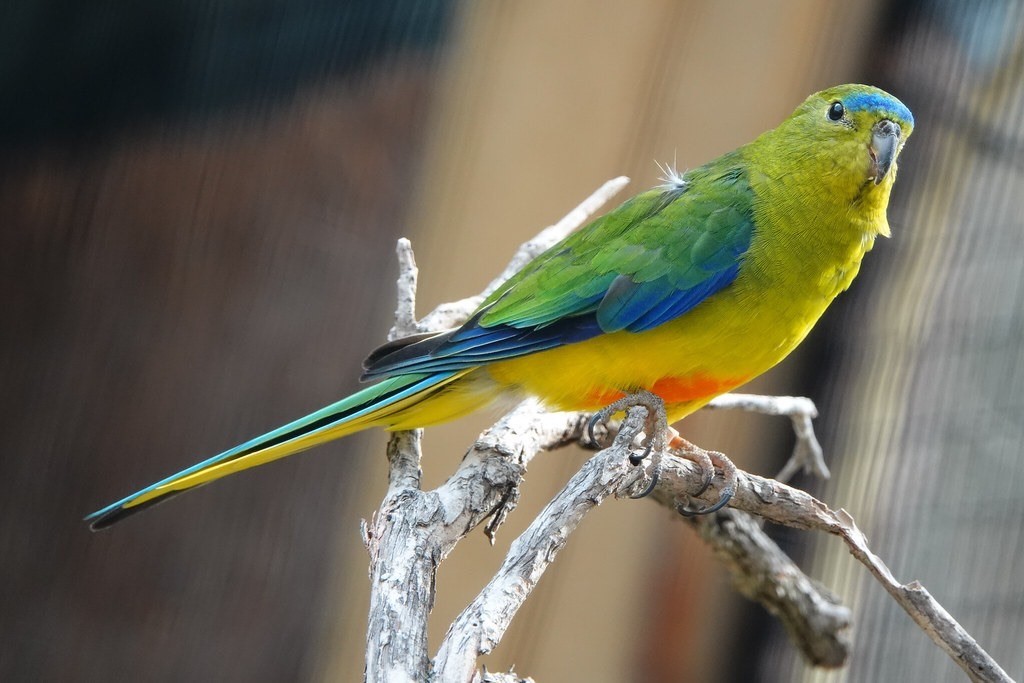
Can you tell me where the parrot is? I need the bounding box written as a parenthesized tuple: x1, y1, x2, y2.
(87, 83, 914, 529)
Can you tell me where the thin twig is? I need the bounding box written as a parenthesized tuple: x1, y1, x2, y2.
(388, 238, 419, 341)
(415, 176, 630, 333)
(707, 392, 828, 481)
(832, 510, 1013, 683)
(479, 175, 632, 298)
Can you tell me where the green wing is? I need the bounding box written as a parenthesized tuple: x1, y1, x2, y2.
(363, 157, 755, 379)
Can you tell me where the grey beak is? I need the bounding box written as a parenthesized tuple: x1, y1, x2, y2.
(870, 119, 901, 185)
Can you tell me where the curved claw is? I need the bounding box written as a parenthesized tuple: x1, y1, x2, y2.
(690, 469, 714, 498)
(675, 449, 737, 516)
(628, 441, 653, 466)
(586, 411, 604, 446)
(676, 486, 734, 517)
(684, 447, 715, 497)
(629, 467, 660, 499)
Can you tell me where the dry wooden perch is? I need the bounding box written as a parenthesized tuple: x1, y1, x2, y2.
(361, 178, 1013, 683)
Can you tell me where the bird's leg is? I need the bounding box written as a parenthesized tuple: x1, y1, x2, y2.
(670, 436, 737, 516)
(587, 390, 667, 499)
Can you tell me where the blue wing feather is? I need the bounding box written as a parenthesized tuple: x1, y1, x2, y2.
(626, 263, 739, 331)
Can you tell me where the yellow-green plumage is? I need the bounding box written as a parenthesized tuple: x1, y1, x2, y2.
(87, 84, 914, 529)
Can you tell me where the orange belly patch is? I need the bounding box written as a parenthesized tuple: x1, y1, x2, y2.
(584, 373, 746, 408)
(651, 373, 745, 403)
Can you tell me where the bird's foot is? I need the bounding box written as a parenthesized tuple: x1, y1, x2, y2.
(587, 390, 667, 498)
(671, 441, 737, 516)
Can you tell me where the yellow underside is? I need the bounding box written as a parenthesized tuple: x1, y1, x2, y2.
(487, 285, 819, 423)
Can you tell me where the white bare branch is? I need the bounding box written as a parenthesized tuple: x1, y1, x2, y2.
(707, 392, 828, 481)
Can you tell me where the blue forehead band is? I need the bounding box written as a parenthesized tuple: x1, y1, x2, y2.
(844, 91, 914, 127)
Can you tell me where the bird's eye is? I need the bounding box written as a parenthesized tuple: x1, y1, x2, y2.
(827, 101, 845, 121)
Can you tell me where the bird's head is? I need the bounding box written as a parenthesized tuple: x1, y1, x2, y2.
(756, 84, 914, 236)
(813, 84, 912, 177)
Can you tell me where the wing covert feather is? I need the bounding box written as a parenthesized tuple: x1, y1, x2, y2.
(362, 159, 755, 379)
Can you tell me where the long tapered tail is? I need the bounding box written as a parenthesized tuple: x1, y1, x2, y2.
(86, 370, 475, 530)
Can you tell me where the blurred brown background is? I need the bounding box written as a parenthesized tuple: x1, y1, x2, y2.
(2, 1, 1022, 681)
